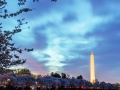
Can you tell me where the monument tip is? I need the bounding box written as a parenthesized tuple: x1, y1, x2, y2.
(91, 52, 94, 55)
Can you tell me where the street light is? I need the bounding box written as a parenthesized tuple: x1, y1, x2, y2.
(7, 79, 10, 82)
(7, 78, 10, 85)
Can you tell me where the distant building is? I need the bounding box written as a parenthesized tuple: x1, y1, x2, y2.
(90, 52, 96, 84)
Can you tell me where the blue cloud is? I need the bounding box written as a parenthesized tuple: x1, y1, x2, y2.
(63, 13, 78, 23)
(32, 27, 48, 50)
(90, 0, 120, 16)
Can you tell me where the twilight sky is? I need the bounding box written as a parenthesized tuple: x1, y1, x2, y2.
(1, 0, 120, 83)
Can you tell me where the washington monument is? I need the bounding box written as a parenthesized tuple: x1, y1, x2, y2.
(90, 52, 96, 84)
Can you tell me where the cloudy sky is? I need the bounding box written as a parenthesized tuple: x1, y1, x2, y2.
(1, 0, 120, 83)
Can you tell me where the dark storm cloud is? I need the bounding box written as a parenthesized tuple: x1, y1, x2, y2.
(90, 0, 120, 16)
(25, 0, 75, 18)
(63, 13, 78, 23)
(24, 1, 55, 18)
(85, 16, 120, 48)
(32, 27, 48, 50)
(31, 20, 59, 50)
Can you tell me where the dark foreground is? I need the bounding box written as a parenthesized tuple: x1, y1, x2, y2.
(0, 85, 118, 90)
(0, 87, 117, 90)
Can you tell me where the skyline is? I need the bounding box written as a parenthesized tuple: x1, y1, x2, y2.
(1, 0, 120, 83)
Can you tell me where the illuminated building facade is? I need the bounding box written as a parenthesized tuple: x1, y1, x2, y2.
(90, 52, 96, 84)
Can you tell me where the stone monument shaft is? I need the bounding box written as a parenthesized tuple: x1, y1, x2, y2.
(90, 52, 95, 84)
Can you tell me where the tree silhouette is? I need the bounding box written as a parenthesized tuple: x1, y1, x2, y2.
(51, 72, 54, 76)
(0, 0, 57, 19)
(0, 0, 36, 19)
(76, 75, 83, 79)
(0, 0, 57, 72)
(0, 20, 33, 70)
(61, 73, 66, 78)
(51, 72, 61, 78)
(16, 68, 31, 75)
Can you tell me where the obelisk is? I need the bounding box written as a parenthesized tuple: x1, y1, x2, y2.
(90, 52, 95, 84)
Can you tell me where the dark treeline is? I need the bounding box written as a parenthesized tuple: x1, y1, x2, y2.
(0, 85, 117, 90)
(0, 68, 119, 90)
(50, 72, 83, 79)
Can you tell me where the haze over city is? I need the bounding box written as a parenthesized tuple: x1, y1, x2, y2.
(1, 0, 120, 83)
